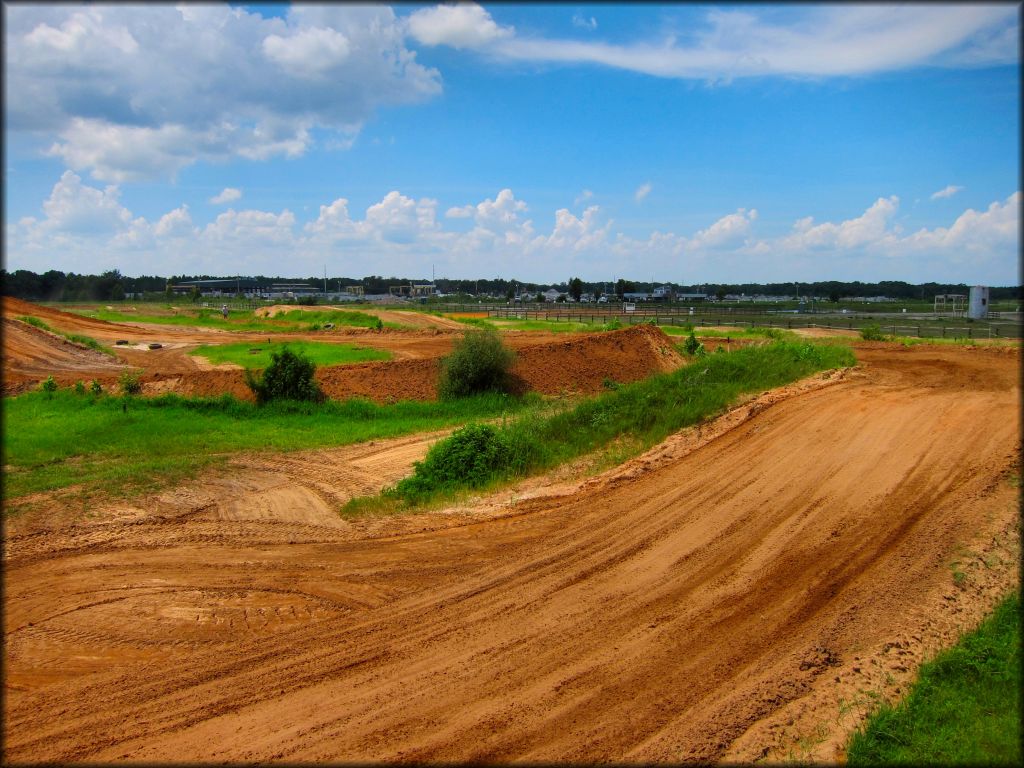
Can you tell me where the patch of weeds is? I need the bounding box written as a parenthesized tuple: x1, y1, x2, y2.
(118, 371, 142, 395)
(860, 324, 890, 341)
(40, 376, 57, 395)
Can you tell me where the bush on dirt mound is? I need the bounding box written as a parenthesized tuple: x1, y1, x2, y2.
(244, 347, 324, 405)
(394, 422, 511, 500)
(438, 328, 515, 400)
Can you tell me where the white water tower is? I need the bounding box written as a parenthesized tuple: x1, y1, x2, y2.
(967, 286, 989, 319)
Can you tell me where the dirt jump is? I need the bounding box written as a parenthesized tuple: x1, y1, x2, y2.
(3, 340, 1019, 763)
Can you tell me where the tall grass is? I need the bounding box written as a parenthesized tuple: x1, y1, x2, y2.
(390, 341, 854, 504)
(2, 389, 539, 505)
(847, 591, 1020, 765)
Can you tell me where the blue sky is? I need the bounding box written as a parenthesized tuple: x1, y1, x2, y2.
(4, 2, 1020, 284)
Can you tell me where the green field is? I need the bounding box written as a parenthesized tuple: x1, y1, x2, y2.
(66, 306, 407, 332)
(2, 390, 540, 507)
(847, 591, 1020, 765)
(189, 340, 390, 369)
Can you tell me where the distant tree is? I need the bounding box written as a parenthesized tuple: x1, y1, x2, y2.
(829, 292, 841, 303)
(716, 288, 727, 302)
(189, 285, 201, 303)
(568, 277, 583, 302)
(615, 279, 635, 298)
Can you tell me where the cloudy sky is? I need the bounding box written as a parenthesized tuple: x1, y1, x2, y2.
(4, 2, 1020, 284)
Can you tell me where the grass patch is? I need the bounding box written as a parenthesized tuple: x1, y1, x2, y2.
(847, 591, 1021, 765)
(387, 341, 854, 505)
(659, 324, 797, 341)
(189, 340, 390, 369)
(17, 315, 115, 356)
(69, 306, 404, 332)
(2, 389, 541, 505)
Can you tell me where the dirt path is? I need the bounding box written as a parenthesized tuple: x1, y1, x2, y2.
(2, 344, 1020, 763)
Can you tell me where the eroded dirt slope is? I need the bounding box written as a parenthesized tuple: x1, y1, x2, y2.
(2, 343, 1019, 763)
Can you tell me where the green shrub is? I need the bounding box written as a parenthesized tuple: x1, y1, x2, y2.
(393, 423, 511, 500)
(119, 371, 142, 395)
(374, 317, 384, 331)
(40, 376, 57, 394)
(244, 347, 324, 405)
(438, 329, 515, 400)
(861, 323, 888, 341)
(683, 330, 705, 356)
(90, 379, 103, 396)
(73, 380, 86, 395)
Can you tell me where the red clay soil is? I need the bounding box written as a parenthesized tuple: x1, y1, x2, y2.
(2, 343, 1018, 763)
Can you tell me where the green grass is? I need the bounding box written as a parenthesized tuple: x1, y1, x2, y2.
(2, 390, 541, 507)
(385, 341, 854, 505)
(847, 591, 1021, 766)
(68, 306, 406, 332)
(17, 315, 115, 356)
(189, 340, 390, 369)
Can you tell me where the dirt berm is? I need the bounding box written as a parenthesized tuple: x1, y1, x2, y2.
(150, 324, 684, 401)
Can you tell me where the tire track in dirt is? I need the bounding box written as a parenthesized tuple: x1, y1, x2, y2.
(2, 343, 1020, 763)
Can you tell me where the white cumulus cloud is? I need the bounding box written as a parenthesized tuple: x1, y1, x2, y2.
(210, 187, 242, 205)
(635, 182, 652, 203)
(931, 184, 965, 200)
(407, 3, 514, 49)
(4, 174, 1019, 285)
(6, 4, 441, 180)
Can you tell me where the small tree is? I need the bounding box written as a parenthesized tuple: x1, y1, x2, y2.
(683, 330, 705, 356)
(244, 347, 324, 404)
(438, 329, 515, 399)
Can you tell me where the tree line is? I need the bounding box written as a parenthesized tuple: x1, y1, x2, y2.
(1, 268, 1019, 303)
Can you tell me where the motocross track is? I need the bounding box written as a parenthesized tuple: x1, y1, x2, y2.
(3, 342, 1019, 764)
(1, 297, 688, 400)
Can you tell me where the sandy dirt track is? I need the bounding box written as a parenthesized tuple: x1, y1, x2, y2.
(3, 343, 1019, 763)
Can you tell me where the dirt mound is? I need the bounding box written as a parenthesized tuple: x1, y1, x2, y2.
(2, 297, 129, 337)
(2, 318, 129, 393)
(509, 323, 684, 395)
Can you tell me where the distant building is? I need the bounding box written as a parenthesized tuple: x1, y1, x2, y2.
(389, 283, 436, 298)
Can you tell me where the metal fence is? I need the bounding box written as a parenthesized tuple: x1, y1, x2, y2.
(429, 304, 1021, 339)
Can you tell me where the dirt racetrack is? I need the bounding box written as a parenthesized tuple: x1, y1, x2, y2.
(3, 342, 1019, 763)
(1, 297, 684, 401)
